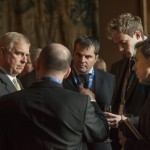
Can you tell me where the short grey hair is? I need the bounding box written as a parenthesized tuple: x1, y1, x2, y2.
(0, 32, 31, 51)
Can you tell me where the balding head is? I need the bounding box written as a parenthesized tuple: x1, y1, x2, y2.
(36, 43, 71, 79)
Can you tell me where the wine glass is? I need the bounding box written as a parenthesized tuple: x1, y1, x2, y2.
(104, 105, 113, 143)
(104, 105, 112, 113)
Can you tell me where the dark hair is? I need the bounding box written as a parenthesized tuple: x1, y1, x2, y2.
(135, 38, 150, 59)
(39, 44, 71, 72)
(74, 35, 100, 55)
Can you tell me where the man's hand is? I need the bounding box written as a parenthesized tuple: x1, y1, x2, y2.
(79, 86, 96, 102)
(103, 112, 121, 128)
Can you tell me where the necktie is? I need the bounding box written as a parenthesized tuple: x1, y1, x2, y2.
(126, 59, 135, 91)
(13, 78, 21, 91)
(79, 74, 89, 88)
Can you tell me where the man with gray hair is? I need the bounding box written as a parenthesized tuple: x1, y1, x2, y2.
(0, 32, 30, 96)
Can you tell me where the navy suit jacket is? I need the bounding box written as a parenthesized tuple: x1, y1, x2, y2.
(0, 78, 109, 150)
(0, 69, 23, 97)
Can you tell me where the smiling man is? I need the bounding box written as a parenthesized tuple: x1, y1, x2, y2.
(0, 32, 31, 96)
(63, 35, 115, 150)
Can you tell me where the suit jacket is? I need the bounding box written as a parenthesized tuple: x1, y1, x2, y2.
(63, 68, 115, 111)
(63, 68, 115, 150)
(0, 69, 23, 97)
(124, 93, 150, 150)
(110, 58, 150, 150)
(0, 78, 109, 150)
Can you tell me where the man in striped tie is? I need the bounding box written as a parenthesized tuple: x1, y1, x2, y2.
(0, 32, 30, 97)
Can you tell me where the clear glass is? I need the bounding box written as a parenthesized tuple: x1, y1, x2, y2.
(104, 105, 113, 143)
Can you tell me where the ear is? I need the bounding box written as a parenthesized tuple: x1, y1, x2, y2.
(134, 30, 142, 40)
(64, 67, 71, 79)
(95, 54, 99, 62)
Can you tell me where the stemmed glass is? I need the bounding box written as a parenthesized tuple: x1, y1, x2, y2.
(104, 105, 113, 143)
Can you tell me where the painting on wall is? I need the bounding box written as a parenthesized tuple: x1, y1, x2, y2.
(0, 0, 100, 53)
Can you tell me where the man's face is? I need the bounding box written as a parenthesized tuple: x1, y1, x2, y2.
(112, 32, 142, 58)
(132, 50, 150, 84)
(73, 43, 98, 73)
(1, 42, 30, 76)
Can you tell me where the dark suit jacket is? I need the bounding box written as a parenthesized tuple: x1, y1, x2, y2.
(63, 68, 115, 150)
(124, 93, 150, 150)
(63, 68, 115, 111)
(0, 69, 23, 97)
(0, 78, 109, 150)
(110, 58, 150, 150)
(110, 58, 150, 116)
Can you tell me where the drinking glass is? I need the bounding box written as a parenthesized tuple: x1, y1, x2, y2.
(104, 105, 113, 143)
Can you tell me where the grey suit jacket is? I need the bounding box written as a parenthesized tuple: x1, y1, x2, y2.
(0, 69, 21, 97)
(0, 78, 109, 150)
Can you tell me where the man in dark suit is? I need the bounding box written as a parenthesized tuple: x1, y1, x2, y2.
(0, 32, 31, 97)
(0, 43, 109, 150)
(119, 38, 150, 150)
(63, 35, 115, 150)
(106, 13, 150, 150)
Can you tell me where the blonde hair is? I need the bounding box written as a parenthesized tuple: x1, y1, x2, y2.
(107, 13, 144, 39)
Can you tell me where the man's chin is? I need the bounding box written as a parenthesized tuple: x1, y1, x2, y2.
(78, 69, 87, 74)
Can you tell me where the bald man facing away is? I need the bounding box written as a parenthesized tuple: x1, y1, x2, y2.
(0, 43, 109, 150)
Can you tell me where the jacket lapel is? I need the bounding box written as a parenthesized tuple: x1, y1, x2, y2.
(0, 69, 17, 93)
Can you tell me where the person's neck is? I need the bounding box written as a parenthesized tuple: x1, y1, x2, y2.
(37, 72, 63, 83)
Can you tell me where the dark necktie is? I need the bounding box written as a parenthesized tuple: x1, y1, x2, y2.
(79, 74, 89, 88)
(128, 58, 135, 79)
(125, 58, 135, 96)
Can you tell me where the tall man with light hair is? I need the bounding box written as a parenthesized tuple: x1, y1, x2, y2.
(105, 13, 150, 150)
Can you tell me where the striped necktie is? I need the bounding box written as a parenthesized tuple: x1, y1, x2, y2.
(12, 78, 21, 91)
